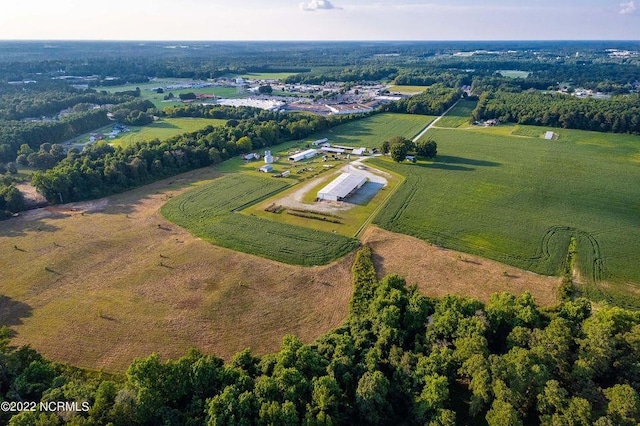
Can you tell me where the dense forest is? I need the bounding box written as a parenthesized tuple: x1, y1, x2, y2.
(1, 247, 639, 425)
(472, 91, 640, 134)
(381, 85, 461, 115)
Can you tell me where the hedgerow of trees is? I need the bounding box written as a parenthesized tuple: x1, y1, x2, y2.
(30, 106, 364, 204)
(1, 246, 640, 425)
(472, 91, 640, 134)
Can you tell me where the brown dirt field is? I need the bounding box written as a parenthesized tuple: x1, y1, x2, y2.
(362, 226, 560, 306)
(1, 167, 354, 372)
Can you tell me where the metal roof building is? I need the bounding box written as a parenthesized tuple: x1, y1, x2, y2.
(317, 173, 367, 202)
(288, 149, 318, 162)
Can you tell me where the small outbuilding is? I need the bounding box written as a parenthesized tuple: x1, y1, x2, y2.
(317, 173, 367, 202)
(259, 165, 274, 173)
(544, 131, 558, 140)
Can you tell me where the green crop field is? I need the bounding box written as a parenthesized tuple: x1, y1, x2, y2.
(434, 99, 477, 128)
(110, 118, 227, 147)
(161, 174, 359, 265)
(372, 125, 640, 308)
(307, 113, 435, 149)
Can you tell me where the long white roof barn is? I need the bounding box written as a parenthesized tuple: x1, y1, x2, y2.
(317, 173, 367, 201)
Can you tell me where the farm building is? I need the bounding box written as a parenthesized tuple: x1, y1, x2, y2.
(544, 131, 558, 140)
(259, 165, 274, 173)
(289, 149, 318, 162)
(264, 150, 274, 164)
(317, 173, 367, 202)
(352, 147, 367, 155)
(312, 138, 329, 146)
(320, 147, 346, 154)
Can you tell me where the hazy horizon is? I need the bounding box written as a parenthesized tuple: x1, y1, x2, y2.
(1, 1, 638, 41)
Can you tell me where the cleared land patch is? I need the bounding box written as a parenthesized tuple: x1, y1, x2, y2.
(305, 113, 436, 149)
(434, 99, 477, 128)
(160, 174, 359, 265)
(362, 226, 559, 306)
(110, 118, 227, 147)
(387, 85, 429, 94)
(372, 125, 640, 308)
(0, 168, 356, 372)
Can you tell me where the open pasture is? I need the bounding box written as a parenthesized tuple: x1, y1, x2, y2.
(111, 118, 226, 147)
(239, 72, 299, 81)
(161, 174, 359, 265)
(307, 113, 435, 149)
(434, 99, 477, 128)
(372, 126, 640, 308)
(387, 85, 429, 94)
(0, 167, 357, 371)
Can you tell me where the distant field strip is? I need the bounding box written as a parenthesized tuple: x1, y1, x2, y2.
(434, 99, 477, 128)
(371, 125, 640, 308)
(112, 118, 227, 146)
(307, 113, 435, 148)
(161, 174, 359, 265)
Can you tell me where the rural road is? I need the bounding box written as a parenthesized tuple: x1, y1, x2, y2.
(412, 100, 460, 142)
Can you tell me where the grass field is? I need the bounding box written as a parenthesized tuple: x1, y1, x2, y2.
(160, 174, 359, 266)
(306, 113, 435, 149)
(110, 118, 227, 147)
(434, 99, 477, 128)
(372, 125, 640, 308)
(0, 168, 357, 371)
(387, 85, 429, 94)
(498, 70, 531, 78)
(239, 72, 299, 81)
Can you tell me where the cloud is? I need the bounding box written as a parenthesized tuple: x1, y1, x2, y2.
(300, 0, 341, 12)
(620, 0, 636, 14)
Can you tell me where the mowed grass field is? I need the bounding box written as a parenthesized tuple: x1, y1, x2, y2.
(0, 168, 357, 372)
(434, 99, 477, 128)
(307, 113, 435, 149)
(387, 85, 429, 94)
(372, 125, 640, 308)
(110, 118, 227, 147)
(160, 174, 359, 266)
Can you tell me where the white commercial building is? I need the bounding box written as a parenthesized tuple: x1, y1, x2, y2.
(317, 173, 367, 202)
(288, 149, 318, 162)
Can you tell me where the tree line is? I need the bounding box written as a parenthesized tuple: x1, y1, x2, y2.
(381, 84, 461, 115)
(1, 246, 639, 425)
(471, 91, 640, 134)
(30, 107, 362, 204)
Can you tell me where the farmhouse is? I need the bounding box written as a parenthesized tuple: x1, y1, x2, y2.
(288, 149, 318, 162)
(317, 173, 367, 202)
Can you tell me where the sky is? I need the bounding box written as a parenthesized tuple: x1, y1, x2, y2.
(0, 0, 638, 41)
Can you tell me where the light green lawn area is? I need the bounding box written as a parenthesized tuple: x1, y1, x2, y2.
(239, 72, 299, 81)
(374, 124, 640, 308)
(498, 70, 531, 78)
(435, 99, 478, 128)
(387, 85, 429, 94)
(306, 113, 435, 150)
(110, 118, 227, 147)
